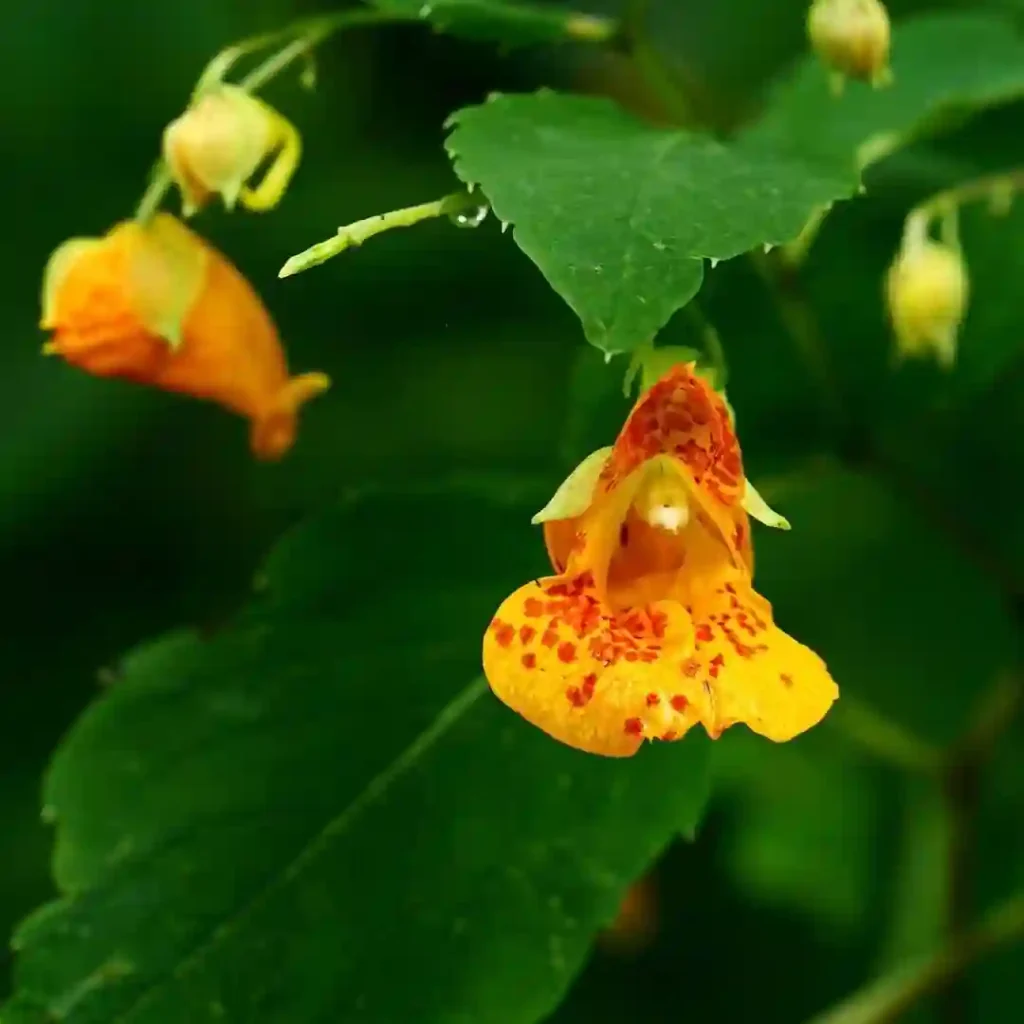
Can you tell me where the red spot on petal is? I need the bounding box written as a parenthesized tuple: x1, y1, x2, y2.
(780, 672, 794, 688)
(695, 624, 713, 644)
(582, 673, 598, 699)
(681, 658, 700, 678)
(624, 717, 644, 736)
(541, 629, 559, 648)
(557, 641, 577, 664)
(709, 653, 725, 679)
(646, 693, 661, 707)
(523, 598, 544, 618)
(670, 695, 689, 712)
(521, 652, 537, 669)
(493, 621, 515, 648)
(661, 730, 678, 741)
(519, 625, 536, 645)
(639, 650, 658, 663)
(566, 686, 586, 708)
(625, 650, 639, 662)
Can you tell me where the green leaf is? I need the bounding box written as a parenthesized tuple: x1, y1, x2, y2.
(747, 13, 1024, 173)
(753, 465, 1016, 745)
(371, 0, 615, 46)
(445, 91, 855, 355)
(4, 485, 711, 1024)
(715, 727, 880, 932)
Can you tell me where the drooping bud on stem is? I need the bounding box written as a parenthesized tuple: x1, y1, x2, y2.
(885, 213, 969, 368)
(163, 85, 301, 217)
(807, 0, 892, 91)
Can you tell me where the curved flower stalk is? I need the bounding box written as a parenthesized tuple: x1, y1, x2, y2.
(41, 214, 329, 460)
(483, 363, 838, 757)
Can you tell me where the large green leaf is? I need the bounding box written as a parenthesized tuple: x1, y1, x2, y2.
(747, 13, 1024, 173)
(372, 0, 614, 46)
(3, 485, 711, 1024)
(445, 91, 855, 354)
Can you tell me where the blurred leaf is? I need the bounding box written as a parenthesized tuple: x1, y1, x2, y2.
(445, 91, 855, 354)
(4, 485, 711, 1024)
(715, 728, 880, 931)
(952, 199, 1024, 396)
(753, 465, 1016, 744)
(748, 13, 1024, 172)
(373, 0, 615, 46)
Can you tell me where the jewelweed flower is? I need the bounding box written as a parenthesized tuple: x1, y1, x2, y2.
(163, 85, 301, 217)
(886, 234, 968, 368)
(41, 213, 329, 460)
(807, 0, 891, 89)
(483, 364, 838, 757)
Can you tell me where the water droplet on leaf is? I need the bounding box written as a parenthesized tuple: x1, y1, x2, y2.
(449, 203, 489, 229)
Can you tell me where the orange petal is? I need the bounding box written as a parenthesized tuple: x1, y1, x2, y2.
(483, 572, 715, 757)
(249, 371, 331, 460)
(600, 363, 746, 567)
(42, 214, 329, 459)
(543, 516, 583, 576)
(685, 575, 838, 741)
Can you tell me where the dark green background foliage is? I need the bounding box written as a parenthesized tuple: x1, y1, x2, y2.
(1, 1, 1022, 1022)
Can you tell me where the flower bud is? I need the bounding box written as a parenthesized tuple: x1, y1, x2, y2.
(163, 85, 301, 216)
(885, 235, 968, 368)
(807, 0, 891, 89)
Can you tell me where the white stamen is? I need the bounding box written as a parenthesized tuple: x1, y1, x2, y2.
(646, 502, 690, 533)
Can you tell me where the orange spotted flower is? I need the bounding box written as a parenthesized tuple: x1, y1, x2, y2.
(483, 363, 838, 757)
(41, 213, 329, 460)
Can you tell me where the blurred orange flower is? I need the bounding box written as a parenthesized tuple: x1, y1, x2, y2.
(483, 363, 837, 757)
(41, 213, 329, 460)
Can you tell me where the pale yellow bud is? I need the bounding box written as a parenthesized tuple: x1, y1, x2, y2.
(807, 0, 891, 88)
(886, 236, 968, 368)
(163, 85, 301, 217)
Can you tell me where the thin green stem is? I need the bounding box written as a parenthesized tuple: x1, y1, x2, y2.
(279, 192, 481, 277)
(807, 892, 1024, 1024)
(135, 164, 173, 223)
(913, 167, 1024, 225)
(620, 0, 694, 124)
(134, 7, 413, 223)
(749, 248, 848, 436)
(683, 301, 728, 387)
(239, 9, 400, 93)
(828, 696, 942, 775)
(937, 671, 1023, 1024)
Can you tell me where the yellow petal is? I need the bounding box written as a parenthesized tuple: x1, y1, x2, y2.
(239, 108, 302, 213)
(483, 572, 708, 757)
(40, 238, 104, 329)
(686, 575, 838, 741)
